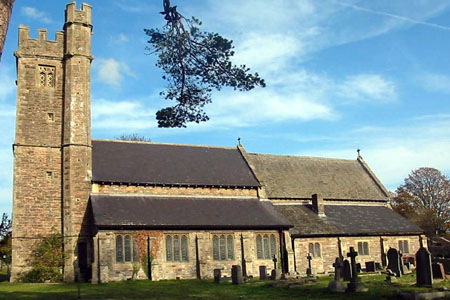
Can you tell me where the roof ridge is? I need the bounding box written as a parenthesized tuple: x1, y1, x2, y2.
(92, 139, 237, 150)
(248, 152, 356, 162)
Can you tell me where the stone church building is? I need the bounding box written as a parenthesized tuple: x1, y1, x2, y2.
(10, 2, 424, 282)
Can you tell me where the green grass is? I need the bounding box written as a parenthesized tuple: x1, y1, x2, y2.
(0, 274, 448, 300)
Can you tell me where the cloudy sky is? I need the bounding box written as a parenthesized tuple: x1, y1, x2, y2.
(1, 0, 450, 213)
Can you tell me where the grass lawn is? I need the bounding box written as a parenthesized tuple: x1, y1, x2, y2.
(0, 273, 448, 300)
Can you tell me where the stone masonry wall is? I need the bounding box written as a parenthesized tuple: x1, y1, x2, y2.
(92, 229, 285, 282)
(94, 183, 258, 198)
(294, 235, 423, 275)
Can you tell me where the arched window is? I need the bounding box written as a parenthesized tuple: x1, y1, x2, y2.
(166, 235, 172, 261)
(256, 235, 263, 259)
(39, 72, 46, 86)
(227, 235, 234, 260)
(173, 235, 180, 261)
(213, 235, 219, 260)
(165, 234, 189, 262)
(124, 235, 132, 262)
(115, 234, 139, 263)
(219, 235, 226, 260)
(133, 239, 139, 262)
(357, 241, 369, 256)
(263, 235, 270, 259)
(314, 243, 321, 258)
(181, 235, 188, 261)
(270, 234, 277, 258)
(116, 235, 123, 263)
(47, 71, 54, 87)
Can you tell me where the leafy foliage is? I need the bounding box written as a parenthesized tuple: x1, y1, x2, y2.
(392, 167, 450, 235)
(20, 233, 64, 282)
(145, 0, 265, 127)
(117, 133, 152, 142)
(0, 213, 11, 239)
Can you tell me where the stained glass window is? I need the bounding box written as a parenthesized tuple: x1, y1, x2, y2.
(116, 235, 123, 263)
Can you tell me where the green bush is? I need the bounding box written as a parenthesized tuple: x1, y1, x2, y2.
(21, 266, 62, 283)
(20, 233, 64, 283)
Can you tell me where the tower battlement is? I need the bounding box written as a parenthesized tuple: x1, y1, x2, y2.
(15, 25, 64, 59)
(65, 2, 92, 26)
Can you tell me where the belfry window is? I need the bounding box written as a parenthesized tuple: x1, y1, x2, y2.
(256, 234, 277, 259)
(38, 65, 55, 88)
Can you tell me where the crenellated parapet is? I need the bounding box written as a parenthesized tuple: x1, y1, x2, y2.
(65, 2, 92, 27)
(14, 25, 64, 59)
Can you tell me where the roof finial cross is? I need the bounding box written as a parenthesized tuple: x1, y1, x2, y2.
(357, 148, 361, 157)
(237, 137, 241, 146)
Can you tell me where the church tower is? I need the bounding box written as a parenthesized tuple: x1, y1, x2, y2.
(11, 2, 93, 282)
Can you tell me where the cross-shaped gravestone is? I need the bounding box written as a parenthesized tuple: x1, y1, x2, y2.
(333, 257, 344, 281)
(346, 247, 368, 292)
(306, 253, 313, 276)
(272, 255, 277, 270)
(328, 257, 346, 293)
(347, 247, 359, 281)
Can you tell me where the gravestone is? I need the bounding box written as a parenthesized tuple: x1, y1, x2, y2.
(272, 255, 277, 270)
(214, 269, 221, 283)
(375, 262, 383, 271)
(365, 261, 376, 272)
(306, 253, 313, 277)
(387, 248, 401, 277)
(432, 263, 446, 279)
(442, 259, 450, 275)
(259, 266, 267, 280)
(328, 257, 346, 293)
(356, 263, 362, 273)
(342, 259, 352, 281)
(231, 265, 243, 284)
(270, 269, 281, 280)
(416, 247, 433, 287)
(346, 247, 368, 292)
(399, 251, 405, 275)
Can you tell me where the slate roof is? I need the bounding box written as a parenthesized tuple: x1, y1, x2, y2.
(92, 140, 260, 187)
(246, 153, 389, 201)
(91, 195, 291, 229)
(276, 204, 423, 237)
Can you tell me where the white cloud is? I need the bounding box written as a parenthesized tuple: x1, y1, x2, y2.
(418, 72, 450, 94)
(21, 6, 52, 24)
(338, 74, 397, 102)
(95, 58, 136, 87)
(300, 115, 450, 190)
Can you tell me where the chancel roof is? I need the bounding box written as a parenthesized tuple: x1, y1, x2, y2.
(91, 195, 291, 229)
(92, 140, 260, 188)
(246, 153, 389, 201)
(276, 204, 423, 237)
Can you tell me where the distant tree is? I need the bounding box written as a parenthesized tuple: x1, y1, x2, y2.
(0, 213, 11, 239)
(117, 133, 152, 142)
(145, 0, 265, 128)
(0, 0, 15, 62)
(392, 167, 450, 235)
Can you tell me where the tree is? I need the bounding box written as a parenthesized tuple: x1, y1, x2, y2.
(0, 0, 15, 62)
(117, 133, 152, 142)
(392, 167, 450, 235)
(145, 0, 265, 128)
(0, 213, 11, 239)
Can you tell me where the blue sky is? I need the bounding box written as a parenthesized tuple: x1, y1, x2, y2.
(1, 0, 450, 214)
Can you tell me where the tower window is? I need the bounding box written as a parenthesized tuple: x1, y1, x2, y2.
(46, 171, 53, 182)
(38, 65, 55, 88)
(47, 113, 54, 122)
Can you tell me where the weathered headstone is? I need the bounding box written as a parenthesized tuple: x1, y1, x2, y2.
(387, 248, 401, 277)
(328, 257, 346, 293)
(259, 266, 267, 280)
(346, 247, 368, 292)
(365, 261, 376, 272)
(375, 262, 383, 271)
(442, 259, 450, 275)
(416, 247, 433, 287)
(214, 269, 221, 283)
(306, 253, 313, 277)
(356, 263, 362, 273)
(432, 263, 446, 279)
(399, 251, 406, 275)
(231, 265, 243, 284)
(342, 259, 352, 281)
(272, 255, 277, 270)
(270, 269, 281, 280)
